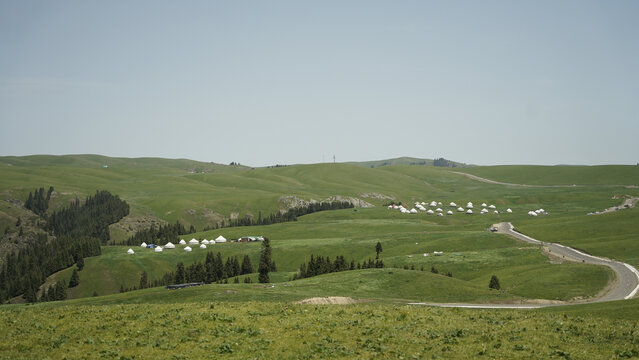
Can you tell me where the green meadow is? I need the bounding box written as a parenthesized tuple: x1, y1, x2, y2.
(2, 155, 639, 358)
(1, 299, 638, 359)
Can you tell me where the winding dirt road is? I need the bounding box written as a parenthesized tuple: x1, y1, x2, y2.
(410, 222, 639, 309)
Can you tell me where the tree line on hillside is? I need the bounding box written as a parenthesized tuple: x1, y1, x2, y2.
(122, 253, 259, 292)
(0, 189, 129, 303)
(292, 255, 384, 280)
(204, 201, 354, 230)
(121, 221, 189, 246)
(24, 187, 54, 217)
(46, 190, 129, 244)
(0, 233, 101, 303)
(122, 238, 276, 293)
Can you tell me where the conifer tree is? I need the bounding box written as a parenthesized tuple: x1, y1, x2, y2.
(241, 255, 254, 275)
(376, 242, 383, 259)
(69, 268, 80, 288)
(489, 275, 501, 290)
(175, 262, 185, 284)
(258, 238, 272, 283)
(139, 271, 148, 289)
(76, 257, 84, 271)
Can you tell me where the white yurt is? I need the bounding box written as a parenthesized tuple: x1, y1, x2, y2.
(140, 242, 147, 248)
(447, 210, 453, 215)
(164, 242, 175, 249)
(410, 208, 418, 214)
(438, 202, 442, 206)
(179, 239, 187, 245)
(480, 208, 488, 214)
(539, 208, 545, 213)
(155, 246, 163, 252)
(466, 202, 474, 209)
(421, 202, 426, 205)
(466, 209, 473, 214)
(435, 208, 443, 212)
(430, 201, 437, 207)
(489, 204, 496, 209)
(494, 210, 499, 214)
(200, 244, 207, 249)
(481, 203, 487, 207)
(437, 213, 443, 217)
(457, 207, 465, 212)
(401, 208, 409, 213)
(427, 209, 434, 215)
(184, 246, 192, 252)
(506, 208, 513, 213)
(450, 202, 457, 207)
(127, 248, 135, 254)
(215, 235, 227, 243)
(209, 240, 216, 244)
(202, 239, 210, 245)
(189, 238, 199, 245)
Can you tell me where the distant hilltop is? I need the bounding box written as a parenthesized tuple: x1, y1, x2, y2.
(347, 156, 470, 169)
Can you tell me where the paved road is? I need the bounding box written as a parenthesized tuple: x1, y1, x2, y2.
(410, 222, 639, 309)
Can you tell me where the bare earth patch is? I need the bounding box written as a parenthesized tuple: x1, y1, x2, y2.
(295, 296, 365, 305)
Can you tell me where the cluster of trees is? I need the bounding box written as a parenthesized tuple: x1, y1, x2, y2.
(427, 265, 452, 277)
(292, 255, 384, 280)
(433, 157, 456, 167)
(209, 201, 355, 230)
(46, 190, 129, 244)
(31, 280, 68, 303)
(122, 221, 189, 246)
(0, 189, 128, 303)
(24, 186, 54, 216)
(0, 233, 100, 303)
(120, 252, 259, 294)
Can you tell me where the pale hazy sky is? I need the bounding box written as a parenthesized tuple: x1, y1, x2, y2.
(1, 1, 638, 166)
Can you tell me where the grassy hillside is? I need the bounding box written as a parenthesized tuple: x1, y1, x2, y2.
(1, 295, 638, 358)
(347, 156, 468, 168)
(454, 165, 639, 186)
(51, 206, 612, 301)
(2, 155, 638, 303)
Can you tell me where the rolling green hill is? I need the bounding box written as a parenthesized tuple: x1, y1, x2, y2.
(2, 154, 639, 359)
(454, 165, 639, 186)
(347, 156, 469, 168)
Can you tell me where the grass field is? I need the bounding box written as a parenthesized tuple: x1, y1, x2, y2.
(454, 165, 639, 186)
(47, 205, 612, 302)
(2, 155, 639, 358)
(1, 298, 638, 359)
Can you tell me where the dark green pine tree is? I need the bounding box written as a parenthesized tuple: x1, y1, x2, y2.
(375, 241, 383, 259)
(68, 268, 80, 288)
(258, 238, 273, 283)
(139, 271, 148, 289)
(489, 275, 501, 290)
(54, 280, 67, 301)
(241, 255, 254, 275)
(175, 262, 185, 284)
(76, 257, 85, 271)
